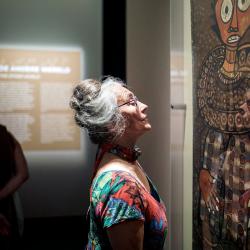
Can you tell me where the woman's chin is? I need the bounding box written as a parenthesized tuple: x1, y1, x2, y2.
(144, 123, 152, 130)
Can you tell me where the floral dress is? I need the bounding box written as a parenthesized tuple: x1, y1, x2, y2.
(86, 170, 167, 250)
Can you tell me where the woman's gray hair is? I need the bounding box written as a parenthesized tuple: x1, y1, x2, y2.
(70, 77, 127, 144)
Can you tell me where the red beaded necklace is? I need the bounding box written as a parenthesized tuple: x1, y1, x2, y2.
(91, 143, 141, 181)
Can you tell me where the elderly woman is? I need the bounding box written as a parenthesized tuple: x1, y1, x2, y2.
(70, 77, 167, 250)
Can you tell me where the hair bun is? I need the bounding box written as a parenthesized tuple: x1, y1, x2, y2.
(73, 86, 84, 101)
(70, 76, 127, 144)
(70, 79, 101, 112)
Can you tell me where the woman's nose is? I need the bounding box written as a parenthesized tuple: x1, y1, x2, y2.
(138, 101, 148, 112)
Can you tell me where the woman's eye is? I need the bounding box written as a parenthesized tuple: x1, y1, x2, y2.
(129, 100, 137, 106)
(238, 0, 250, 11)
(221, 0, 233, 23)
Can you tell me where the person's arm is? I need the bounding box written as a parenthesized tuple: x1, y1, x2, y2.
(94, 171, 146, 249)
(0, 136, 29, 200)
(0, 213, 11, 236)
(107, 220, 144, 250)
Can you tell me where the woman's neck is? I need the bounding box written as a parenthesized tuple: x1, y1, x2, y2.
(113, 135, 137, 150)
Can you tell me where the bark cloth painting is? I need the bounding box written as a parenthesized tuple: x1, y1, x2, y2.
(191, 0, 250, 249)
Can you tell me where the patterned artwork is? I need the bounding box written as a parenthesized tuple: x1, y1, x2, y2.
(191, 0, 250, 249)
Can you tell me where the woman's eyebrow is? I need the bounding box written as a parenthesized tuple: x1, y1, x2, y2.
(127, 93, 134, 99)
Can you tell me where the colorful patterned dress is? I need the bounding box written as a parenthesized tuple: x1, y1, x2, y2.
(86, 170, 167, 250)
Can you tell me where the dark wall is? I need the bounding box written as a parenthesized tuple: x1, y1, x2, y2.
(0, 0, 102, 217)
(103, 0, 126, 81)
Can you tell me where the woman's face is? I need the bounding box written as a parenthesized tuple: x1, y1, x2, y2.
(117, 86, 151, 137)
(215, 0, 250, 47)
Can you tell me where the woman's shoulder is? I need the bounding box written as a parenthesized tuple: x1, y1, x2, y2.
(92, 167, 138, 191)
(91, 167, 145, 204)
(91, 168, 148, 223)
(93, 160, 137, 185)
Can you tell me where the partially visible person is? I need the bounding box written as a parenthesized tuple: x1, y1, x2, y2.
(70, 77, 167, 250)
(0, 125, 29, 249)
(0, 213, 10, 236)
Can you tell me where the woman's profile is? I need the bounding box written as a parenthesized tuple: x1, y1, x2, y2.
(70, 77, 167, 250)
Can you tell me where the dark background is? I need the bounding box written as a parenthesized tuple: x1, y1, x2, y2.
(21, 0, 126, 249)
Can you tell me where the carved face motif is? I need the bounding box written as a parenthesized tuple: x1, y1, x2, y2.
(215, 0, 250, 47)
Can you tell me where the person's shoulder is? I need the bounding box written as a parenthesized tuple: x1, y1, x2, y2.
(0, 124, 7, 133)
(91, 166, 140, 200)
(93, 168, 135, 188)
(0, 125, 15, 139)
(0, 125, 14, 143)
(98, 159, 139, 180)
(91, 169, 146, 214)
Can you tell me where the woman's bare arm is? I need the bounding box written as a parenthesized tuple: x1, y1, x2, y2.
(107, 220, 144, 250)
